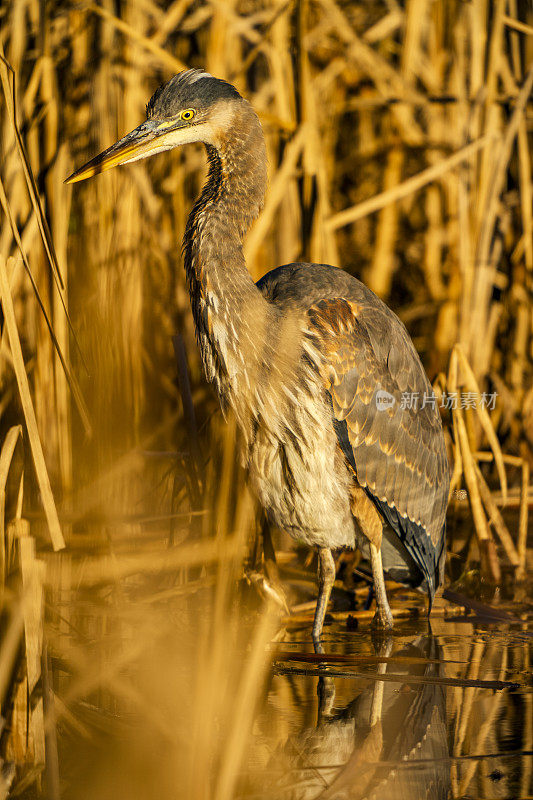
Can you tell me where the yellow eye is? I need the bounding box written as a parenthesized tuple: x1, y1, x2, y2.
(180, 108, 195, 121)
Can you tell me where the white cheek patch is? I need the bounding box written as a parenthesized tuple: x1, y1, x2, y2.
(207, 103, 237, 141)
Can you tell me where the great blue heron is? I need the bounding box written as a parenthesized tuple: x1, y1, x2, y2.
(66, 70, 450, 639)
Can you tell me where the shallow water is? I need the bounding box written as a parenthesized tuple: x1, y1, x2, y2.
(243, 616, 532, 800)
(9, 541, 532, 800)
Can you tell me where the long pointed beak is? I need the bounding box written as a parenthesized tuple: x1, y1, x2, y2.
(65, 119, 181, 184)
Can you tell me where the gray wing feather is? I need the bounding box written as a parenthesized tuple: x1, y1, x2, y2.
(309, 300, 448, 599)
(257, 262, 450, 598)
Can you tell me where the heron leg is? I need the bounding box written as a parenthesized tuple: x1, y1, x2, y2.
(369, 637, 393, 727)
(312, 547, 336, 643)
(370, 543, 394, 629)
(317, 675, 336, 723)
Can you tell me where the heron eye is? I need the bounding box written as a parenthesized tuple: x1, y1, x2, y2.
(180, 108, 195, 121)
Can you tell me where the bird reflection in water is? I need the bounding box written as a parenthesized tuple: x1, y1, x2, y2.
(259, 635, 449, 800)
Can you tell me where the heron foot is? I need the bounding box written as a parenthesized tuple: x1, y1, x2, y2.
(369, 543, 394, 631)
(370, 607, 394, 630)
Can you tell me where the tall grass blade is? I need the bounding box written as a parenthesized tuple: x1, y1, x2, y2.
(0, 256, 65, 551)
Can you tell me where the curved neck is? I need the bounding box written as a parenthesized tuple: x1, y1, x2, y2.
(183, 101, 270, 398)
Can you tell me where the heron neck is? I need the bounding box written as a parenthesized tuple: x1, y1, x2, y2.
(183, 104, 270, 397)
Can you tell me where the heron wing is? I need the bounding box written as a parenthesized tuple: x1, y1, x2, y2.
(305, 297, 449, 599)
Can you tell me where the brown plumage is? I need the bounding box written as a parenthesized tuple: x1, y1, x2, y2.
(66, 69, 450, 640)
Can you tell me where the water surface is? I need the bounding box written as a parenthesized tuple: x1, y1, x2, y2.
(243, 615, 532, 800)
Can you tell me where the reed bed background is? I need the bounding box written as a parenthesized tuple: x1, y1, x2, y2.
(0, 0, 532, 796)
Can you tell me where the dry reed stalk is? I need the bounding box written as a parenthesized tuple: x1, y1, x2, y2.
(367, 145, 403, 297)
(41, 639, 60, 800)
(517, 460, 530, 579)
(475, 450, 525, 468)
(4, 520, 18, 585)
(213, 600, 277, 800)
(173, 334, 202, 513)
(473, 462, 519, 566)
(17, 521, 46, 767)
(4, 680, 30, 768)
(49, 143, 74, 495)
(85, 2, 187, 73)
(0, 768, 14, 799)
(300, 36, 340, 267)
(0, 50, 91, 437)
(452, 344, 507, 500)
(364, 8, 404, 43)
(453, 638, 485, 758)
(0, 495, 3, 596)
(182, 426, 275, 799)
(423, 184, 446, 302)
(0, 257, 64, 550)
(318, 0, 425, 144)
(0, 176, 88, 436)
(57, 416, 178, 520)
(474, 0, 505, 229)
(327, 135, 493, 231)
(503, 14, 533, 35)
(0, 425, 22, 585)
(470, 64, 533, 376)
(149, 0, 198, 46)
(465, 447, 531, 573)
(458, 645, 509, 796)
(0, 51, 65, 292)
(52, 525, 245, 588)
(267, 0, 300, 268)
(454, 31, 476, 353)
(0, 601, 23, 710)
(297, 0, 314, 262)
(521, 640, 533, 797)
(453, 410, 502, 581)
(516, 121, 533, 275)
(364, 0, 425, 298)
(446, 345, 517, 577)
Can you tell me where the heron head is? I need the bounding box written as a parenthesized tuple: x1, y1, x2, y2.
(65, 70, 245, 184)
